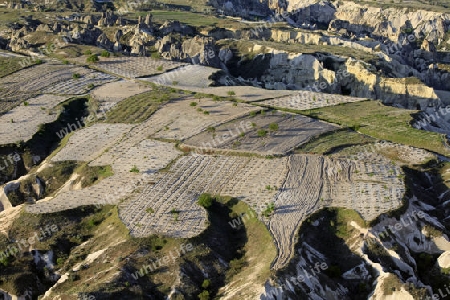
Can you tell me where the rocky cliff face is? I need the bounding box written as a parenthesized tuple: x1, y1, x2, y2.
(221, 46, 440, 109)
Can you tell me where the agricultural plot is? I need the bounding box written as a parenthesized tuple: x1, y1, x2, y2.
(270, 154, 405, 269)
(259, 90, 366, 111)
(0, 90, 37, 116)
(0, 94, 69, 144)
(184, 111, 337, 155)
(331, 141, 437, 165)
(0, 55, 33, 78)
(118, 154, 287, 238)
(171, 85, 298, 102)
(0, 62, 116, 95)
(144, 64, 221, 87)
(51, 123, 134, 162)
(90, 80, 152, 112)
(148, 97, 261, 141)
(42, 70, 117, 95)
(90, 139, 182, 174)
(26, 140, 181, 214)
(91, 56, 186, 78)
(219, 156, 289, 213)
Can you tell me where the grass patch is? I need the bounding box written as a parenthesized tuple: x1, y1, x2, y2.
(75, 164, 114, 188)
(213, 197, 276, 298)
(296, 129, 376, 154)
(105, 87, 177, 123)
(0, 56, 37, 78)
(301, 101, 449, 155)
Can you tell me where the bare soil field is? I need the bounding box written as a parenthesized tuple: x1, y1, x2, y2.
(91, 80, 151, 103)
(259, 90, 367, 111)
(26, 140, 181, 214)
(148, 84, 298, 102)
(331, 141, 437, 165)
(270, 154, 405, 269)
(184, 111, 337, 155)
(0, 94, 70, 144)
(144, 64, 221, 87)
(51, 123, 134, 162)
(0, 62, 116, 95)
(118, 154, 288, 238)
(90, 139, 182, 174)
(0, 90, 38, 116)
(88, 56, 186, 78)
(148, 96, 261, 141)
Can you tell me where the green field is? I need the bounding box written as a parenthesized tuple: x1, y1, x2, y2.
(105, 86, 180, 123)
(297, 129, 376, 154)
(301, 101, 450, 156)
(0, 56, 37, 78)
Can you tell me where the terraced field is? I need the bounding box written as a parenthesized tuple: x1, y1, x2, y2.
(144, 64, 221, 87)
(167, 85, 298, 102)
(0, 55, 34, 78)
(89, 56, 186, 78)
(90, 80, 152, 113)
(259, 90, 367, 111)
(269, 154, 405, 269)
(332, 141, 437, 165)
(51, 123, 134, 162)
(118, 154, 287, 238)
(148, 96, 261, 141)
(184, 111, 337, 155)
(0, 62, 116, 95)
(0, 89, 38, 116)
(0, 94, 70, 144)
(26, 140, 182, 214)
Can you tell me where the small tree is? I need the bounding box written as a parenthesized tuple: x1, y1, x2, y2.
(202, 279, 211, 289)
(198, 290, 210, 300)
(227, 90, 235, 96)
(269, 123, 279, 131)
(197, 193, 214, 209)
(257, 129, 267, 137)
(100, 50, 110, 57)
(86, 54, 99, 63)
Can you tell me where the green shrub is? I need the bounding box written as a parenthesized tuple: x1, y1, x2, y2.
(86, 54, 99, 63)
(157, 65, 163, 71)
(190, 102, 198, 107)
(257, 129, 267, 137)
(130, 165, 139, 173)
(202, 279, 211, 289)
(84, 50, 92, 55)
(151, 51, 161, 59)
(100, 50, 110, 57)
(72, 73, 81, 79)
(262, 202, 275, 217)
(197, 193, 214, 209)
(198, 290, 210, 300)
(269, 123, 279, 131)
